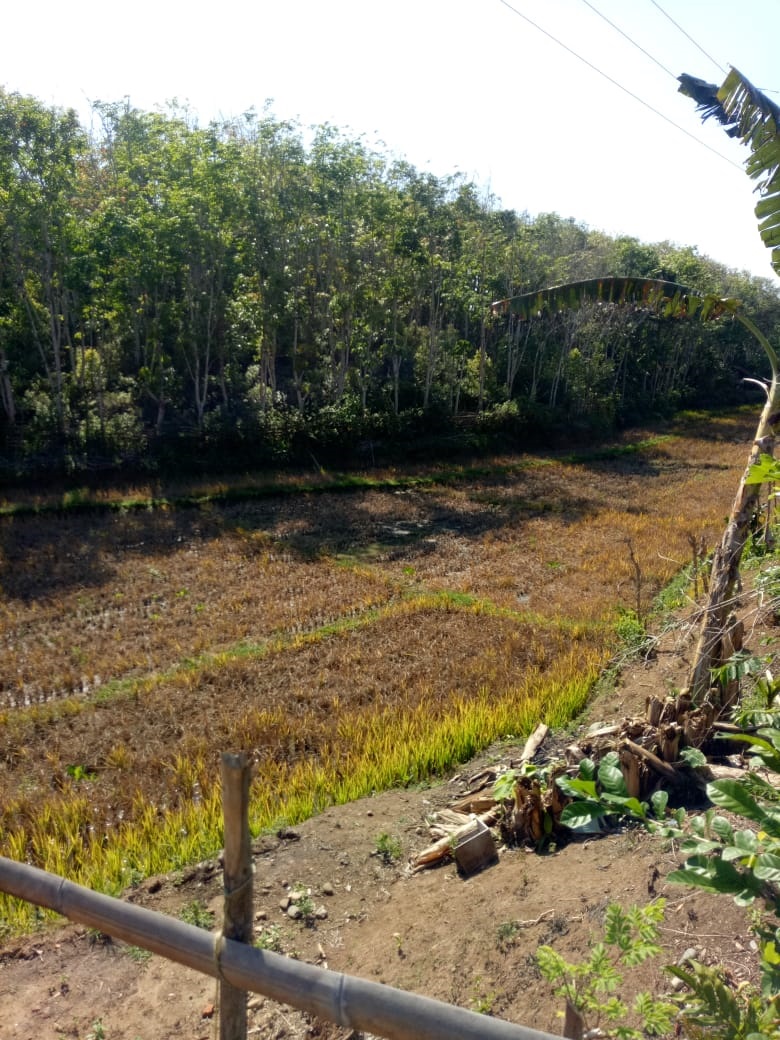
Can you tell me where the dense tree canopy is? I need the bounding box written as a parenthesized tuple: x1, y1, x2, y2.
(1, 89, 779, 475)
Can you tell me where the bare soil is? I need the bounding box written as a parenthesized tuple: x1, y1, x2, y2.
(0, 619, 766, 1040)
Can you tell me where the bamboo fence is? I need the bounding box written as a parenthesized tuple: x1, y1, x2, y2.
(0, 748, 561, 1040)
(0, 854, 561, 1040)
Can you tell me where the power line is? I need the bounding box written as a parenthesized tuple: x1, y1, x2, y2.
(496, 0, 743, 172)
(647, 0, 727, 77)
(579, 0, 677, 81)
(648, 0, 779, 95)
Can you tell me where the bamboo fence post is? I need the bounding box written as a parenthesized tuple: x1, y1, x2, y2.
(0, 855, 557, 1040)
(220, 751, 254, 1040)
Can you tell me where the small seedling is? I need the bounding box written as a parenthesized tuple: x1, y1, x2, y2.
(470, 982, 498, 1016)
(124, 944, 152, 965)
(86, 1020, 106, 1040)
(66, 763, 97, 782)
(374, 832, 402, 864)
(536, 901, 675, 1039)
(254, 925, 284, 952)
(289, 884, 315, 923)
(496, 920, 520, 950)
(178, 900, 214, 930)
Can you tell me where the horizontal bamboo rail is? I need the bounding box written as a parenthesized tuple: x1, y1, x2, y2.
(0, 856, 558, 1040)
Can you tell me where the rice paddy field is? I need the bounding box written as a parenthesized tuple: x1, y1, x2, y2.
(0, 411, 757, 932)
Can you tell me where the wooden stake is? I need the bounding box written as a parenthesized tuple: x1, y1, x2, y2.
(220, 751, 254, 1040)
(563, 1000, 584, 1039)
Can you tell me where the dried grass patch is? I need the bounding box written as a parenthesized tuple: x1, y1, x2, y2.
(0, 603, 608, 927)
(0, 410, 763, 930)
(0, 512, 394, 706)
(0, 604, 606, 828)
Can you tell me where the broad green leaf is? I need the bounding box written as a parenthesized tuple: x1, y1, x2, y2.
(620, 796, 647, 820)
(679, 746, 707, 768)
(754, 852, 780, 882)
(578, 757, 596, 781)
(669, 855, 762, 899)
(762, 810, 780, 840)
(722, 847, 752, 862)
(710, 815, 734, 841)
(740, 771, 780, 796)
(707, 779, 769, 823)
(492, 771, 518, 802)
(756, 726, 780, 750)
(681, 836, 724, 855)
(690, 813, 711, 837)
(703, 67, 780, 275)
(725, 732, 780, 757)
(560, 800, 609, 829)
(746, 453, 780, 485)
(667, 865, 720, 893)
(598, 753, 628, 797)
(491, 278, 738, 323)
(733, 828, 760, 854)
(556, 776, 598, 799)
(726, 734, 780, 772)
(650, 789, 668, 818)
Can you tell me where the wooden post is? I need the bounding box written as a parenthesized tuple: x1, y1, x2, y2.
(220, 751, 254, 1040)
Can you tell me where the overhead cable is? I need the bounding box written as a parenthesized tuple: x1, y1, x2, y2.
(647, 0, 727, 77)
(649, 0, 778, 94)
(579, 0, 677, 81)
(496, 0, 743, 172)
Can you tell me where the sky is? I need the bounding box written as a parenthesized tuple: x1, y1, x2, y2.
(2, 0, 779, 284)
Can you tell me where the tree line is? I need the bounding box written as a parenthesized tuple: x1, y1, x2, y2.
(1, 88, 779, 476)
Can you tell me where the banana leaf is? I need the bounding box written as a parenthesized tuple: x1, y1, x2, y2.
(679, 68, 780, 276)
(491, 276, 740, 323)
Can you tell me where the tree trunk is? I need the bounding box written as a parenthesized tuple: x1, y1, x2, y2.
(687, 316, 779, 700)
(0, 348, 15, 425)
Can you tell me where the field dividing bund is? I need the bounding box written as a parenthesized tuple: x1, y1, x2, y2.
(0, 412, 757, 933)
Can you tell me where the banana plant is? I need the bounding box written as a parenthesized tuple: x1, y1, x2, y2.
(492, 277, 779, 701)
(678, 68, 780, 278)
(676, 65, 780, 695)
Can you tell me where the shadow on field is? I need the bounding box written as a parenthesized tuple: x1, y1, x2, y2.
(2, 410, 753, 603)
(0, 463, 604, 602)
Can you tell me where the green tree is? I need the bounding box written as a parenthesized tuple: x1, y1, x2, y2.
(493, 277, 780, 700)
(0, 89, 87, 451)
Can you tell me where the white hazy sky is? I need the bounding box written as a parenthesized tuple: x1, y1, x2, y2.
(3, 0, 779, 283)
